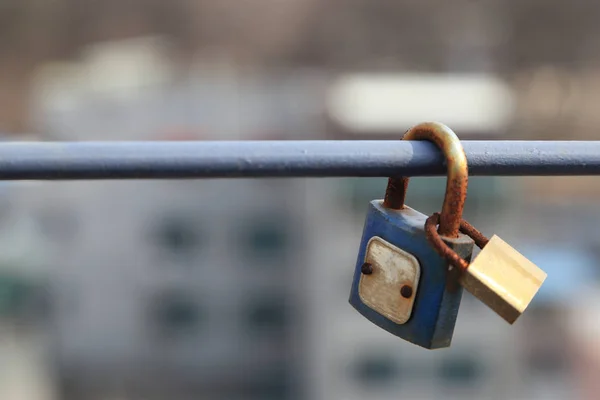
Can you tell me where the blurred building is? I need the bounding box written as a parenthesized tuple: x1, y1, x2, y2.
(26, 37, 596, 400)
(0, 1, 597, 400)
(24, 37, 325, 400)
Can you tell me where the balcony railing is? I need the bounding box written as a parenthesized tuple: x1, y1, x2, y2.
(0, 140, 596, 180)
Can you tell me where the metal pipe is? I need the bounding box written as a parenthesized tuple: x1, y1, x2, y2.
(0, 141, 597, 180)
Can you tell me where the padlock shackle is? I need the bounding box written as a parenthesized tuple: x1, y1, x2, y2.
(383, 122, 468, 238)
(425, 212, 489, 271)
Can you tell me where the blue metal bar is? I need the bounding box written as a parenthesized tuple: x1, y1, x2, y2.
(0, 141, 596, 180)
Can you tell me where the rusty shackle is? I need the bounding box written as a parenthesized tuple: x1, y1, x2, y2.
(383, 122, 468, 238)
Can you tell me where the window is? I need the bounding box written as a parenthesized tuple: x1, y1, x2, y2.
(522, 304, 567, 375)
(527, 349, 566, 375)
(438, 355, 483, 384)
(0, 274, 34, 318)
(248, 368, 292, 400)
(352, 353, 399, 386)
(239, 216, 290, 262)
(149, 213, 203, 260)
(338, 177, 511, 216)
(36, 206, 79, 242)
(338, 178, 388, 215)
(149, 290, 203, 338)
(244, 295, 288, 333)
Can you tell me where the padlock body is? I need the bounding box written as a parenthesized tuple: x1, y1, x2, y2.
(459, 235, 547, 324)
(349, 200, 474, 349)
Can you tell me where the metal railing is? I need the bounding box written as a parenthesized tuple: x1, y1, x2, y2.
(0, 140, 597, 179)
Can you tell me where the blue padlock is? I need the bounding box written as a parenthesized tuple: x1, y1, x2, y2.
(349, 122, 475, 349)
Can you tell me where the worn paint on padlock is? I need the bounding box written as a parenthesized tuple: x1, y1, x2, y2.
(359, 236, 421, 324)
(349, 201, 474, 349)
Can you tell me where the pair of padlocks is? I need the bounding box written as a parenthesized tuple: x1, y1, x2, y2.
(349, 122, 547, 349)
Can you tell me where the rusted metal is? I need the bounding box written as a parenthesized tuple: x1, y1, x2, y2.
(424, 212, 489, 271)
(400, 285, 413, 299)
(361, 262, 373, 275)
(457, 217, 489, 249)
(383, 122, 468, 238)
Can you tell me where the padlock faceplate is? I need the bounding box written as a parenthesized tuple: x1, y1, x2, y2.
(349, 200, 474, 349)
(359, 236, 420, 324)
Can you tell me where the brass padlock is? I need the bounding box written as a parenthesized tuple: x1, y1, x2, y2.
(425, 214, 547, 324)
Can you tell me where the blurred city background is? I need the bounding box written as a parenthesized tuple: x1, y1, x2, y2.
(0, 1, 600, 399)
